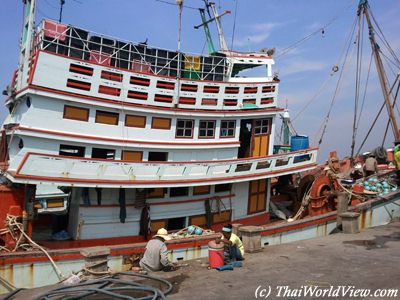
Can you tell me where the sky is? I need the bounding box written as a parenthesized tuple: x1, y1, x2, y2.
(0, 0, 399, 162)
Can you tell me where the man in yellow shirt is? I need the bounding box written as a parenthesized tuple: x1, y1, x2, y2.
(216, 224, 244, 262)
(394, 142, 400, 183)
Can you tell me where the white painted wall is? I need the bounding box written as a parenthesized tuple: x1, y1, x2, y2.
(72, 183, 252, 239)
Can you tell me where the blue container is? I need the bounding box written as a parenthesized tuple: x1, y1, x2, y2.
(291, 135, 309, 151)
(291, 135, 309, 162)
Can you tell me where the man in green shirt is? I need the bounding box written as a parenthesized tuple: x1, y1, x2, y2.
(216, 224, 244, 262)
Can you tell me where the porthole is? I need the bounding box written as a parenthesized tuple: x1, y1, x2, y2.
(26, 97, 31, 108)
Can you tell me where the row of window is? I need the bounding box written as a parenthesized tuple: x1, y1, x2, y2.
(147, 183, 231, 199)
(68, 63, 277, 95)
(151, 210, 232, 232)
(63, 105, 237, 138)
(60, 144, 161, 161)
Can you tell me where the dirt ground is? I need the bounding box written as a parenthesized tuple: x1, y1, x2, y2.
(164, 221, 400, 299)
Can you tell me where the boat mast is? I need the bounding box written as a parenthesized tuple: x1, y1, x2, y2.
(207, 1, 229, 51)
(16, 0, 36, 91)
(358, 0, 400, 140)
(194, 8, 217, 54)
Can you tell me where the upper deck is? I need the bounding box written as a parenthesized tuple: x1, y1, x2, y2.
(12, 19, 279, 112)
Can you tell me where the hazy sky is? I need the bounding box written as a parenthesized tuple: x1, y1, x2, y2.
(1, 0, 399, 162)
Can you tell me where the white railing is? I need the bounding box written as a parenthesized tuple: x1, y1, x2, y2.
(34, 19, 228, 81)
(13, 149, 318, 187)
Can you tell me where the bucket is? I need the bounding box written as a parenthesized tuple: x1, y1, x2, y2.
(353, 184, 364, 193)
(290, 135, 309, 151)
(208, 241, 224, 268)
(387, 148, 394, 162)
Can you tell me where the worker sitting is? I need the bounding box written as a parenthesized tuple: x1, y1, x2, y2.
(216, 224, 244, 262)
(139, 228, 175, 272)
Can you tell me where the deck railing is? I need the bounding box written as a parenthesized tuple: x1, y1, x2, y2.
(34, 19, 228, 81)
(14, 148, 318, 187)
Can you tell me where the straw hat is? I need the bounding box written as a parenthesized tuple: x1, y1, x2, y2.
(154, 228, 171, 241)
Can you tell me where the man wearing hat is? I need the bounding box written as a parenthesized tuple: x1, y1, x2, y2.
(139, 228, 175, 272)
(216, 224, 244, 262)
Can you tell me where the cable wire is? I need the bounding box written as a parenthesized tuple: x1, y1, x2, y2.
(276, 0, 356, 58)
(230, 0, 239, 50)
(318, 15, 358, 146)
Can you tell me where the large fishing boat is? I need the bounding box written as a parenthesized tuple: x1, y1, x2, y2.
(0, 0, 399, 293)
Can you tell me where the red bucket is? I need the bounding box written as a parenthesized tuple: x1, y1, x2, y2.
(353, 184, 364, 193)
(208, 241, 224, 268)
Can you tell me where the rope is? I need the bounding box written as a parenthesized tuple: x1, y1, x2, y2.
(1, 215, 65, 281)
(287, 185, 311, 222)
(276, 0, 356, 58)
(356, 76, 400, 156)
(369, 9, 400, 67)
(0, 274, 16, 292)
(230, 0, 239, 50)
(292, 73, 335, 122)
(318, 15, 358, 146)
(350, 13, 363, 159)
(155, 0, 199, 10)
(382, 80, 400, 146)
(336, 180, 366, 202)
(355, 53, 373, 131)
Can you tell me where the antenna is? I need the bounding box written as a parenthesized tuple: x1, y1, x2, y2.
(59, 0, 65, 23)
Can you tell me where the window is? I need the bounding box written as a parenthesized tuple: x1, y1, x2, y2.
(220, 120, 236, 138)
(101, 70, 123, 82)
(95, 110, 119, 125)
(151, 117, 171, 130)
(147, 188, 166, 198)
(91, 148, 115, 159)
(170, 187, 189, 197)
(59, 144, 85, 157)
(122, 150, 142, 161)
(148, 152, 168, 161)
(98, 85, 121, 96)
(215, 183, 232, 193)
(176, 119, 194, 138)
(151, 219, 167, 233)
(254, 119, 270, 135)
(189, 214, 207, 227)
(167, 217, 186, 231)
(66, 79, 91, 91)
(63, 105, 89, 122)
(69, 63, 94, 76)
(150, 217, 186, 232)
(193, 185, 210, 195)
(125, 115, 146, 128)
(199, 120, 215, 138)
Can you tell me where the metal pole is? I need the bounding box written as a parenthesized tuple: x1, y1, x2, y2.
(174, 0, 183, 106)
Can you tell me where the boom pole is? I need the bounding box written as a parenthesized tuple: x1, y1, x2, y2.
(359, 0, 400, 140)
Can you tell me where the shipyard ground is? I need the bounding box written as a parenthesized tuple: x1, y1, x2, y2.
(5, 221, 400, 299)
